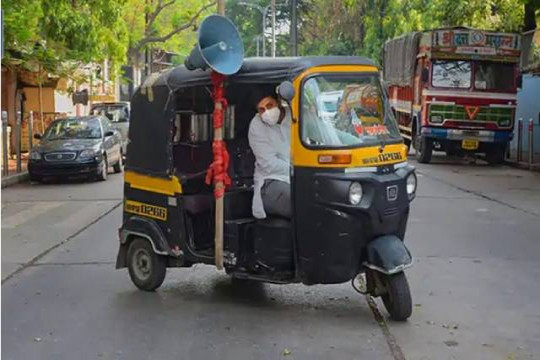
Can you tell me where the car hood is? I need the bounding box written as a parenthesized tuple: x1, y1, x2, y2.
(36, 139, 102, 153)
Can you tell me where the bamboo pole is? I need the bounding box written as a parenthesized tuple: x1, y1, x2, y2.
(38, 64, 44, 133)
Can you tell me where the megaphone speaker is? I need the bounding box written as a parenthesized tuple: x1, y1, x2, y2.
(184, 15, 244, 75)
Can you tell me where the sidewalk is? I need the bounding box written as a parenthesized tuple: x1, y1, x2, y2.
(1, 153, 29, 188)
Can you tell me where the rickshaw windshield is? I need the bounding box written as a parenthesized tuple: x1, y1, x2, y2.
(301, 74, 401, 148)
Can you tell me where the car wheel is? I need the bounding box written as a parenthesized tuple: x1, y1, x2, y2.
(113, 153, 124, 173)
(97, 156, 108, 181)
(127, 238, 167, 291)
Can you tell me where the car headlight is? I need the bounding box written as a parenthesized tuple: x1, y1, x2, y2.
(30, 151, 42, 160)
(406, 173, 417, 198)
(349, 182, 363, 205)
(79, 149, 96, 159)
(431, 115, 443, 124)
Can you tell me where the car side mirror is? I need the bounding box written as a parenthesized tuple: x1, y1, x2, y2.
(277, 81, 295, 102)
(421, 68, 429, 83)
(34, 133, 42, 140)
(105, 130, 114, 137)
(516, 74, 523, 89)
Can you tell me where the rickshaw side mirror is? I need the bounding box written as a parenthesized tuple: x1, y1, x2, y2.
(277, 81, 295, 102)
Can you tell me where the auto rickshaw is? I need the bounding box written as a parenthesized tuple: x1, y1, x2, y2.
(116, 56, 417, 321)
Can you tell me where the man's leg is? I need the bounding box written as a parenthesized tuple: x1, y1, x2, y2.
(261, 179, 291, 218)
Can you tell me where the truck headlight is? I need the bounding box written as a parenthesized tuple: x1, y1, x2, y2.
(499, 118, 511, 127)
(349, 182, 363, 205)
(431, 115, 443, 124)
(79, 149, 96, 159)
(30, 151, 42, 160)
(406, 173, 417, 198)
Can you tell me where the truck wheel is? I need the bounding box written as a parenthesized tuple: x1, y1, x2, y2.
(127, 238, 167, 291)
(414, 134, 433, 163)
(381, 272, 412, 321)
(486, 146, 505, 165)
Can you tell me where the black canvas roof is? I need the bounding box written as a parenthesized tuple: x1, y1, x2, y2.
(154, 56, 378, 90)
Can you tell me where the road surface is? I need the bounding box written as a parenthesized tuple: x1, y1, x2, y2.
(2, 155, 540, 359)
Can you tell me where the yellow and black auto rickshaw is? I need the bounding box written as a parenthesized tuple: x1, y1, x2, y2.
(116, 56, 417, 321)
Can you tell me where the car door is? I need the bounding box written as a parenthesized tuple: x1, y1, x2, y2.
(102, 118, 120, 163)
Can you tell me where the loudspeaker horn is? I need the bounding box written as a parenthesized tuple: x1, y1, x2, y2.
(184, 15, 244, 75)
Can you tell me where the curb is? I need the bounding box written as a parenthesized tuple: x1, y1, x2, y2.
(1, 172, 29, 188)
(504, 160, 540, 172)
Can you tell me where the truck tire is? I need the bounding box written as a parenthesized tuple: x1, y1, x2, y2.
(486, 145, 505, 165)
(414, 134, 433, 164)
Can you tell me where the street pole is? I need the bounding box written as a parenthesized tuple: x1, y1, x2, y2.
(271, 0, 276, 57)
(217, 0, 225, 15)
(15, 110, 21, 173)
(2, 111, 8, 176)
(262, 6, 268, 57)
(291, 0, 298, 56)
(28, 111, 33, 153)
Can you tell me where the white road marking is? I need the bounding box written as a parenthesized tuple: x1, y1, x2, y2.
(2, 202, 64, 229)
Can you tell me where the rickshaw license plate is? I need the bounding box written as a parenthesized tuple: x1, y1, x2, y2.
(461, 139, 479, 150)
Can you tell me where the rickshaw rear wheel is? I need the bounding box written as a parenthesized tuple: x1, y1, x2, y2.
(127, 238, 166, 291)
(381, 272, 412, 321)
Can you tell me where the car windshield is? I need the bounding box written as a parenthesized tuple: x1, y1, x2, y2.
(301, 74, 401, 148)
(43, 118, 102, 140)
(90, 105, 128, 123)
(432, 60, 472, 89)
(474, 62, 515, 91)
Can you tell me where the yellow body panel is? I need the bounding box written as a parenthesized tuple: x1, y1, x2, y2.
(124, 170, 182, 196)
(290, 65, 406, 168)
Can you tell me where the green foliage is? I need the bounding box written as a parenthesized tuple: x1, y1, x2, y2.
(124, 0, 215, 64)
(2, 0, 128, 83)
(296, 0, 530, 64)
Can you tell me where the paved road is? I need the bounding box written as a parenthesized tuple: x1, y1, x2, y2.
(2, 156, 540, 359)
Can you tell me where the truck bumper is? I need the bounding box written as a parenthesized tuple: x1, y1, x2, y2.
(421, 127, 512, 143)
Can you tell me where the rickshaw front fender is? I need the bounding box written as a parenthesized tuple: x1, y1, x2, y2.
(115, 216, 171, 268)
(363, 235, 412, 275)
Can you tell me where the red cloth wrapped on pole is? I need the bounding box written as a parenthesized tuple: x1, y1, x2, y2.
(205, 72, 231, 199)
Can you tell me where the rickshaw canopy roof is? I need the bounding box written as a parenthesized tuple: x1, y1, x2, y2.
(154, 56, 378, 90)
(126, 57, 378, 178)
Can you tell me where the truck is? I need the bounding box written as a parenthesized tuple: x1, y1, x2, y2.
(383, 27, 522, 164)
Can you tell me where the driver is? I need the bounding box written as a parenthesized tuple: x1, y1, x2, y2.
(248, 94, 291, 219)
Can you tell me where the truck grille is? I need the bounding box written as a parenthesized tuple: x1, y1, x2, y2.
(44, 152, 77, 162)
(430, 104, 513, 125)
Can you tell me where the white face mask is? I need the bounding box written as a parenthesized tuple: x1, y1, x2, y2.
(261, 107, 281, 126)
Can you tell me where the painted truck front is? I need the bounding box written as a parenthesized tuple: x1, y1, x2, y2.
(384, 28, 521, 164)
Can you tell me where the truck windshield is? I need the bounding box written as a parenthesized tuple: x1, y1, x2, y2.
(301, 74, 401, 148)
(474, 62, 515, 91)
(432, 60, 471, 89)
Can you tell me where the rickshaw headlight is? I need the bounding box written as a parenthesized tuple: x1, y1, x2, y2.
(406, 173, 417, 197)
(348, 182, 363, 205)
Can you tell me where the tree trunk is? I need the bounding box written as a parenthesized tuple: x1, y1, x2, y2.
(524, 2, 537, 32)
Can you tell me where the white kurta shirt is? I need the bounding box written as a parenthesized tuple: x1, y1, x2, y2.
(248, 108, 291, 219)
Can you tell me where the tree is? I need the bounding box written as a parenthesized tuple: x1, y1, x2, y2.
(123, 0, 216, 66)
(2, 0, 129, 84)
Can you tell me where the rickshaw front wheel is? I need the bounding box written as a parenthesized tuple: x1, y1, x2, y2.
(381, 272, 412, 321)
(127, 238, 167, 291)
